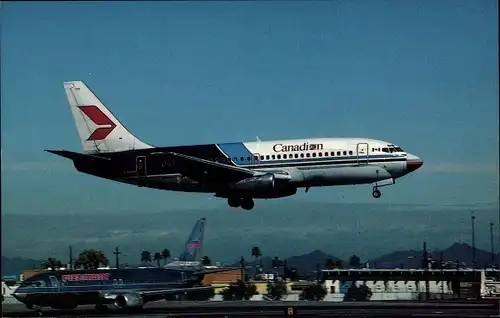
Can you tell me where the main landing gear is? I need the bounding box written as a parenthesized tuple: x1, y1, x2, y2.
(372, 188, 381, 198)
(227, 197, 255, 210)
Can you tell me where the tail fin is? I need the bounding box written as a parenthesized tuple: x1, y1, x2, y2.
(63, 81, 153, 154)
(179, 217, 206, 261)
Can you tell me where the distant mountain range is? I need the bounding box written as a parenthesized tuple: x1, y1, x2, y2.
(233, 243, 497, 275)
(2, 242, 498, 277)
(2, 256, 44, 277)
(370, 242, 499, 269)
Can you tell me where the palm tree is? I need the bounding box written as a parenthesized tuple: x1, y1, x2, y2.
(42, 257, 64, 270)
(202, 256, 211, 266)
(349, 255, 361, 269)
(140, 250, 152, 264)
(153, 252, 162, 267)
(326, 258, 343, 269)
(74, 249, 109, 269)
(251, 246, 262, 268)
(272, 256, 280, 268)
(161, 248, 171, 266)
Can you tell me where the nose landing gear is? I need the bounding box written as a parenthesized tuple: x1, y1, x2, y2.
(371, 178, 395, 199)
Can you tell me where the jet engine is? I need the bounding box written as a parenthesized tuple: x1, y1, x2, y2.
(225, 173, 297, 199)
(229, 173, 276, 192)
(114, 294, 144, 309)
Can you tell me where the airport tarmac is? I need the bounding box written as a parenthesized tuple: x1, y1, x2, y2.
(2, 300, 499, 317)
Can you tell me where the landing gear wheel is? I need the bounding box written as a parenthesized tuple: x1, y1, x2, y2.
(228, 197, 241, 208)
(372, 189, 381, 199)
(240, 198, 255, 210)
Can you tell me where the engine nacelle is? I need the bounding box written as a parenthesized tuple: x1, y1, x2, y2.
(223, 173, 297, 199)
(114, 294, 144, 309)
(229, 173, 276, 192)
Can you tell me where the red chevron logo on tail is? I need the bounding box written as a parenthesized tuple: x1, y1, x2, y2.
(78, 105, 117, 141)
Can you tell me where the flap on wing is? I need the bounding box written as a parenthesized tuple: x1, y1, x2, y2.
(165, 152, 254, 183)
(140, 285, 214, 296)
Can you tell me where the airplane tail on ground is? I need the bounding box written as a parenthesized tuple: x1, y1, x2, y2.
(62, 81, 153, 154)
(179, 217, 206, 262)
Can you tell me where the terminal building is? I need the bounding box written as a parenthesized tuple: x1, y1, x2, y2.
(321, 268, 499, 301)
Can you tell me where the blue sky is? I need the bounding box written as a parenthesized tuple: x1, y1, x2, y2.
(1, 0, 498, 217)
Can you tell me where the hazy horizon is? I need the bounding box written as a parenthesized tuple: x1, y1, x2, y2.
(3, 201, 498, 265)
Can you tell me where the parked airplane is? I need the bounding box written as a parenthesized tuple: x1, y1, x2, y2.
(164, 217, 207, 269)
(47, 81, 423, 210)
(12, 267, 213, 311)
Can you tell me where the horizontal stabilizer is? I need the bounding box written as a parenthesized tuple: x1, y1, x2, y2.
(45, 150, 111, 161)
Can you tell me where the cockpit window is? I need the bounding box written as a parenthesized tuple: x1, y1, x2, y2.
(383, 146, 404, 153)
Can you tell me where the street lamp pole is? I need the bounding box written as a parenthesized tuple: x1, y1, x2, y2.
(471, 212, 476, 269)
(490, 222, 495, 267)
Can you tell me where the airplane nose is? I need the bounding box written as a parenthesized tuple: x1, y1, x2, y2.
(407, 153, 423, 172)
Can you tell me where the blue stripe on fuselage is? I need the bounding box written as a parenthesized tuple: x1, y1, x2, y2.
(239, 154, 405, 168)
(17, 282, 182, 294)
(216, 142, 255, 165)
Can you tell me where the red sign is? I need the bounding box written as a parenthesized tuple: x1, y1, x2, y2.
(61, 273, 111, 281)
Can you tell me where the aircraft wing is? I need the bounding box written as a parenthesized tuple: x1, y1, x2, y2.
(139, 285, 214, 296)
(103, 285, 214, 302)
(162, 152, 255, 183)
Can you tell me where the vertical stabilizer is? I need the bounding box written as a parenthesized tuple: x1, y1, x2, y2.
(62, 81, 153, 154)
(179, 218, 206, 262)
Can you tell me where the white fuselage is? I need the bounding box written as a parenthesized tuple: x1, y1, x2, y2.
(129, 137, 422, 194)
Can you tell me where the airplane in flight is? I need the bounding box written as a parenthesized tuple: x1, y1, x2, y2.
(46, 81, 423, 210)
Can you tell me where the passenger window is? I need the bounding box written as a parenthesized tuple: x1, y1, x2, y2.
(337, 151, 341, 156)
(294, 153, 299, 158)
(343, 151, 347, 155)
(247, 156, 251, 161)
(300, 153, 304, 158)
(283, 154, 287, 159)
(305, 153, 309, 158)
(266, 155, 270, 160)
(277, 155, 281, 159)
(349, 151, 353, 155)
(272, 155, 275, 159)
(240, 156, 244, 161)
(254, 156, 259, 161)
(324, 152, 328, 156)
(312, 153, 317, 157)
(260, 156, 264, 160)
(318, 152, 323, 157)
